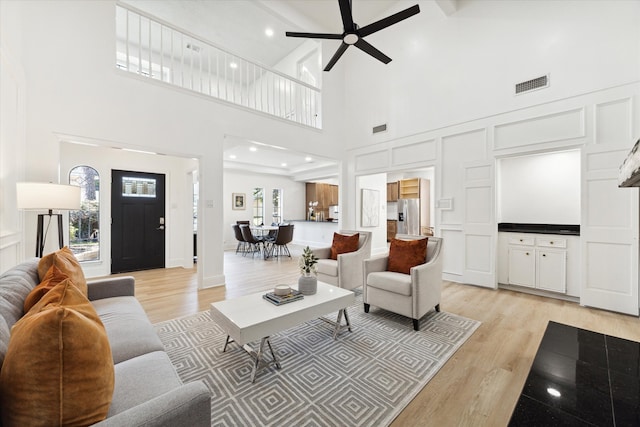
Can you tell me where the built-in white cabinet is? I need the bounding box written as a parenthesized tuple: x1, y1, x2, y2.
(508, 246, 536, 288)
(499, 232, 579, 297)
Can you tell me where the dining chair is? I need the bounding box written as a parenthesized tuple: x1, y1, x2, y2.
(270, 224, 294, 258)
(231, 224, 247, 255)
(240, 225, 264, 258)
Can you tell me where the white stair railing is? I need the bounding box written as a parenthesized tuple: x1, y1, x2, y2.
(115, 5, 322, 129)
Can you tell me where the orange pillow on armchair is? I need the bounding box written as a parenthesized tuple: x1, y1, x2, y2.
(330, 232, 360, 260)
(387, 238, 428, 274)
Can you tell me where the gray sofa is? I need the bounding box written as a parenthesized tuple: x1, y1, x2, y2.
(0, 258, 211, 426)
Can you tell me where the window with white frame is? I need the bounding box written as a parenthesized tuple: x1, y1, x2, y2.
(69, 166, 100, 261)
(253, 187, 264, 226)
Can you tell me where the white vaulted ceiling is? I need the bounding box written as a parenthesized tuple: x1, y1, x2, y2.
(119, 1, 456, 177)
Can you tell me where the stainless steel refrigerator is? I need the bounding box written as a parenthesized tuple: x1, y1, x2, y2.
(397, 198, 420, 235)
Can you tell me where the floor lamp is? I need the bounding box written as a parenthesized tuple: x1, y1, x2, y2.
(17, 183, 81, 257)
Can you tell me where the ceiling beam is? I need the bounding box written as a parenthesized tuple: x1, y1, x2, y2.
(434, 0, 458, 16)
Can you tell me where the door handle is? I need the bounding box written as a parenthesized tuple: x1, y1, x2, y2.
(156, 225, 165, 230)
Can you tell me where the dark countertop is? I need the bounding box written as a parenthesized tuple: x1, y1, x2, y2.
(498, 223, 580, 236)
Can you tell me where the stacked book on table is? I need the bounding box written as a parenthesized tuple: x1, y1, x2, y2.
(263, 289, 304, 306)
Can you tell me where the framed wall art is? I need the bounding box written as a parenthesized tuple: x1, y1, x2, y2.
(232, 193, 246, 210)
(361, 188, 380, 227)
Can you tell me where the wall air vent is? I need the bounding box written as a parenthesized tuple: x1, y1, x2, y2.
(372, 124, 388, 134)
(515, 75, 549, 95)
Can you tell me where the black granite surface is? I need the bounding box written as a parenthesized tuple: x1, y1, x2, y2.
(509, 321, 640, 426)
(498, 223, 580, 236)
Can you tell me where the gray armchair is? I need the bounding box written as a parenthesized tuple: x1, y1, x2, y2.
(312, 231, 372, 291)
(364, 235, 443, 331)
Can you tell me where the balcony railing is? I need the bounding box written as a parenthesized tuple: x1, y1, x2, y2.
(115, 5, 322, 129)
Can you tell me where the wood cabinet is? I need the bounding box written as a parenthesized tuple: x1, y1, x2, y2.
(399, 178, 421, 199)
(306, 183, 339, 220)
(387, 220, 397, 242)
(386, 182, 399, 202)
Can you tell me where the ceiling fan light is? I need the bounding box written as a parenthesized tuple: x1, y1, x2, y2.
(344, 33, 358, 45)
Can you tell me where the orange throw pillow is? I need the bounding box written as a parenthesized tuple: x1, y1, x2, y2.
(387, 238, 428, 275)
(330, 232, 360, 260)
(0, 279, 114, 426)
(38, 246, 87, 296)
(23, 264, 69, 313)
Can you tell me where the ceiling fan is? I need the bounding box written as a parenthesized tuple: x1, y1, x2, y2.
(286, 0, 420, 71)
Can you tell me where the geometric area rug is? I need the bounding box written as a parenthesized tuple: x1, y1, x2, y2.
(154, 292, 480, 427)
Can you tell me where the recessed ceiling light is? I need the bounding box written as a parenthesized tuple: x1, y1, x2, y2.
(281, 163, 287, 167)
(230, 62, 238, 69)
(249, 146, 257, 152)
(229, 154, 237, 159)
(305, 156, 312, 162)
(265, 28, 274, 37)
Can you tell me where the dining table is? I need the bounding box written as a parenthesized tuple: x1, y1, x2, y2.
(249, 225, 279, 259)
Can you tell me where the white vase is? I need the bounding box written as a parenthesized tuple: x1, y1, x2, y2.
(298, 274, 317, 295)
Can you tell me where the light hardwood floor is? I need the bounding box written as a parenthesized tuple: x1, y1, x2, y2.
(111, 246, 640, 427)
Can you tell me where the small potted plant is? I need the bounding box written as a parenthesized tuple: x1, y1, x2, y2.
(298, 246, 319, 295)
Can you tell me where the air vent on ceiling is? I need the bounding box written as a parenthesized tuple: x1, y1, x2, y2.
(515, 75, 549, 95)
(373, 124, 388, 134)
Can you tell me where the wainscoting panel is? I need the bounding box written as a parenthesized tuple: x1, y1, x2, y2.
(391, 139, 436, 166)
(494, 108, 585, 149)
(581, 145, 638, 315)
(441, 129, 487, 225)
(441, 228, 463, 277)
(595, 97, 633, 145)
(355, 150, 388, 172)
(0, 233, 22, 274)
(465, 234, 492, 274)
(585, 242, 632, 294)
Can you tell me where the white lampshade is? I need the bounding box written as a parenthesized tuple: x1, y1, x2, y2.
(16, 183, 81, 210)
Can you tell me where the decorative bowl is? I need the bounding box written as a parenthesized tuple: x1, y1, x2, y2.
(274, 284, 291, 296)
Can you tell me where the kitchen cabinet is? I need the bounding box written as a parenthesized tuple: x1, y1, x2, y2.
(387, 220, 397, 242)
(399, 178, 421, 199)
(306, 183, 338, 220)
(502, 233, 571, 294)
(386, 182, 399, 202)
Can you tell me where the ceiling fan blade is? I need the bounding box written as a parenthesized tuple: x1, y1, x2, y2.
(285, 31, 343, 40)
(324, 42, 350, 71)
(354, 39, 391, 64)
(338, 0, 355, 32)
(358, 4, 420, 37)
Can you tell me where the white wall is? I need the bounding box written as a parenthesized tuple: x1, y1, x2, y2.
(223, 169, 305, 249)
(497, 150, 581, 224)
(342, 0, 640, 148)
(59, 142, 198, 278)
(0, 0, 345, 287)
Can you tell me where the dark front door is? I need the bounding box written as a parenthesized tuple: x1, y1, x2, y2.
(111, 170, 166, 273)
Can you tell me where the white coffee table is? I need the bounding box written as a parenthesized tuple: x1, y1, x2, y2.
(210, 282, 355, 382)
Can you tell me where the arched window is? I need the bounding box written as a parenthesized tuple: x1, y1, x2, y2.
(69, 166, 100, 261)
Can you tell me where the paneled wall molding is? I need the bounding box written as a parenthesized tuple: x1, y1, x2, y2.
(391, 139, 436, 167)
(347, 82, 640, 175)
(0, 231, 23, 275)
(494, 107, 586, 150)
(594, 97, 634, 145)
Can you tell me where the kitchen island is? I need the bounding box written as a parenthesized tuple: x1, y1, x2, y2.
(288, 220, 339, 248)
